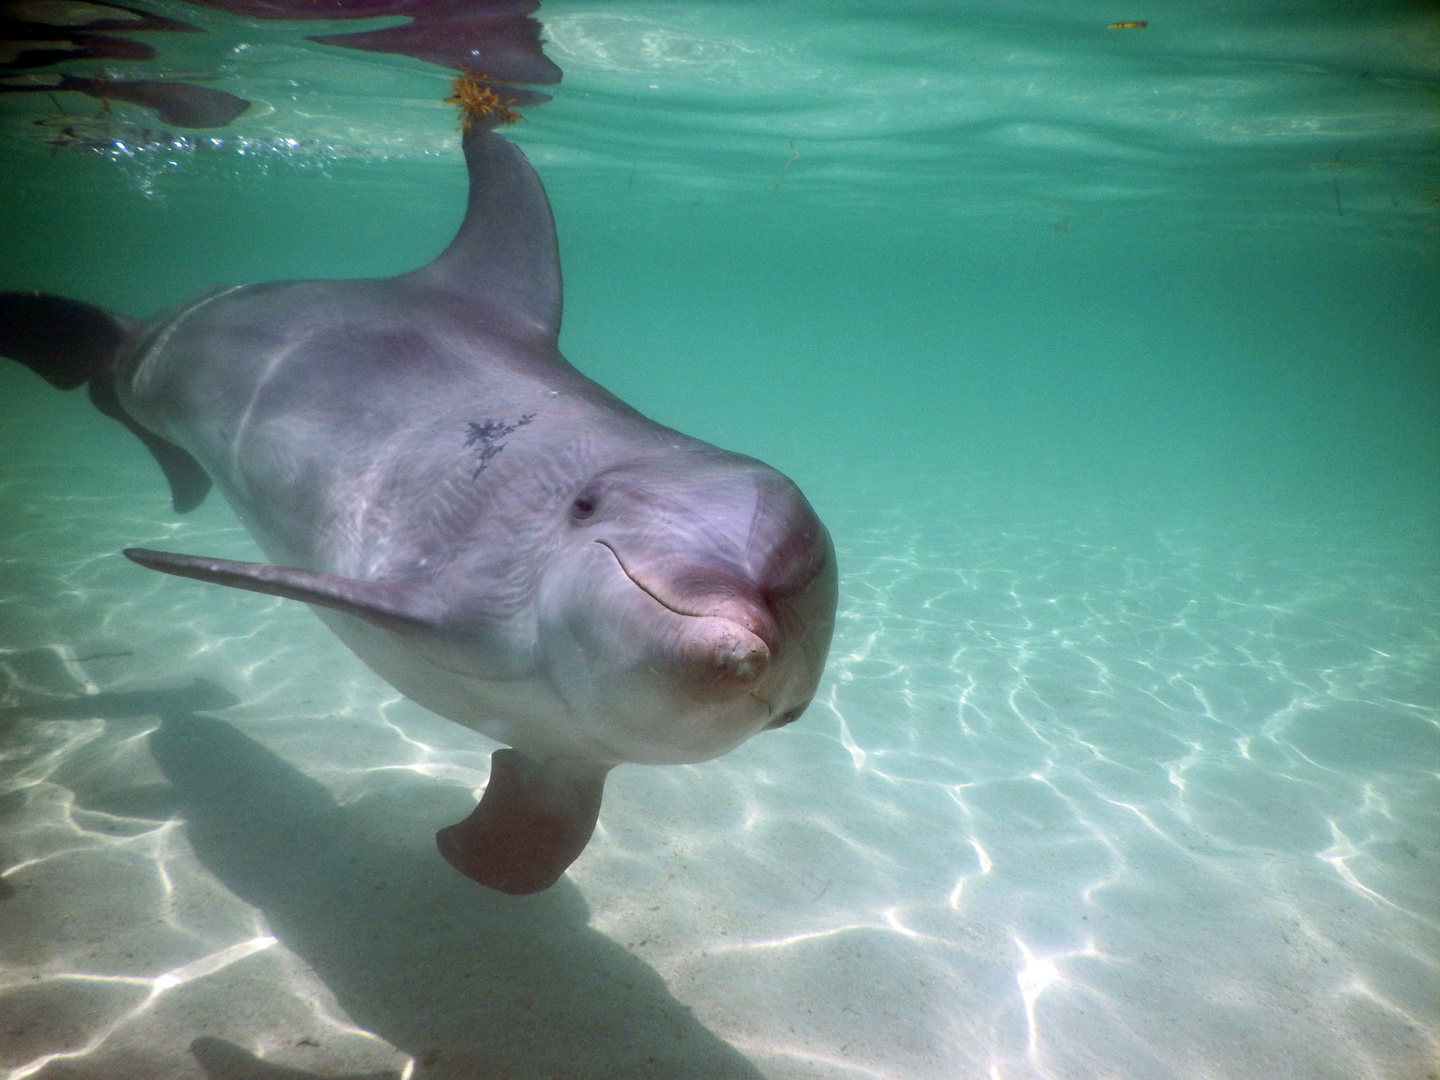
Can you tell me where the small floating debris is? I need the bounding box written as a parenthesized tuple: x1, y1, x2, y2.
(773, 138, 801, 194)
(1108, 22, 1148, 29)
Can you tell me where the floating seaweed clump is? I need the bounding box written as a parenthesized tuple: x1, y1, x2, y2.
(446, 72, 522, 130)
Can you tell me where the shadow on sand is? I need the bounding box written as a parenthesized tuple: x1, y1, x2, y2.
(3, 666, 763, 1080)
(151, 708, 766, 1080)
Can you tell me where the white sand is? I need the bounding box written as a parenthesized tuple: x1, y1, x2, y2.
(2, 368, 1436, 1079)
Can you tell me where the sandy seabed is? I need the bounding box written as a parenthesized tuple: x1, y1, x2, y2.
(2, 377, 1437, 1080)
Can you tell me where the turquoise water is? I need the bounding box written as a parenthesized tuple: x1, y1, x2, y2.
(2, 3, 1437, 1078)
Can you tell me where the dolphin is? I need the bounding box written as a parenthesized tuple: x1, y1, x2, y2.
(0, 123, 837, 895)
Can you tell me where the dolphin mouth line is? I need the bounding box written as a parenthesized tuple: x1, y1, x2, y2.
(594, 540, 776, 654)
(594, 540, 703, 620)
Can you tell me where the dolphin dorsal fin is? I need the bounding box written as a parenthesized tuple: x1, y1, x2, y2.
(403, 127, 561, 342)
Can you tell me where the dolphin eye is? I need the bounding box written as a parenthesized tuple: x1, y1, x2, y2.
(570, 494, 597, 521)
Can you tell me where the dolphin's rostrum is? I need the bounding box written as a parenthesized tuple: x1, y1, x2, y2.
(0, 124, 838, 894)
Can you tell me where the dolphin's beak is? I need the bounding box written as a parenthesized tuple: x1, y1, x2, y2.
(595, 540, 775, 692)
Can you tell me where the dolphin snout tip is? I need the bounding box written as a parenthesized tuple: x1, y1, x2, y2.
(713, 595, 780, 652)
(711, 625, 770, 680)
(682, 617, 771, 691)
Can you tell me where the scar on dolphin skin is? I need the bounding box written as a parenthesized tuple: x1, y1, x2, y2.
(466, 414, 536, 478)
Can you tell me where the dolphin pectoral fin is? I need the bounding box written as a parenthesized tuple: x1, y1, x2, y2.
(436, 749, 609, 895)
(87, 375, 211, 512)
(122, 549, 435, 633)
(128, 434, 211, 513)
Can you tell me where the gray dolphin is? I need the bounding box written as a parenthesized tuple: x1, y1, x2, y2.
(0, 125, 837, 894)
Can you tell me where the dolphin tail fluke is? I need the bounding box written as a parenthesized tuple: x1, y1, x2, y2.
(436, 749, 610, 895)
(0, 290, 211, 512)
(0, 290, 133, 391)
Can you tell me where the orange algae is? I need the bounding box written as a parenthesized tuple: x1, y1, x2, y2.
(446, 72, 521, 130)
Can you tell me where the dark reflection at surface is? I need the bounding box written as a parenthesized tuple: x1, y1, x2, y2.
(1, 73, 250, 126)
(0, 0, 241, 128)
(187, 0, 561, 93)
(1, 0, 200, 68)
(1, 0, 559, 132)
